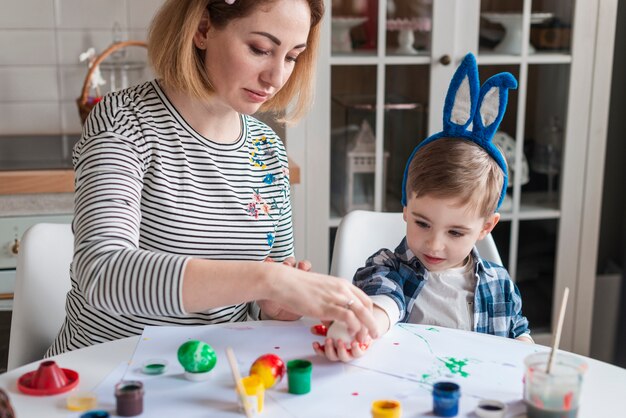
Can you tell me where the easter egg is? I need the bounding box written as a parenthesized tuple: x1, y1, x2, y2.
(177, 340, 217, 374)
(249, 354, 286, 388)
(327, 321, 353, 343)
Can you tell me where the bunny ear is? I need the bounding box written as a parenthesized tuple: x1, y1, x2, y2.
(442, 53, 480, 135)
(472, 72, 517, 142)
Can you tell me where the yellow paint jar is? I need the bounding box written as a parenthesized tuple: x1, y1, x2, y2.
(241, 375, 264, 414)
(371, 399, 402, 418)
(66, 391, 98, 411)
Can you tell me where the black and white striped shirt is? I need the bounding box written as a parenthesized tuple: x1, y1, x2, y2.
(48, 80, 294, 355)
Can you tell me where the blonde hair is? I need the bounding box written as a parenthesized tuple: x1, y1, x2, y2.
(406, 138, 505, 217)
(148, 0, 324, 124)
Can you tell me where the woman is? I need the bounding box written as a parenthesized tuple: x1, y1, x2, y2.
(48, 0, 376, 355)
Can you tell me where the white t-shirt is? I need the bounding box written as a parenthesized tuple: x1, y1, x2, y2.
(408, 257, 476, 330)
(372, 257, 476, 331)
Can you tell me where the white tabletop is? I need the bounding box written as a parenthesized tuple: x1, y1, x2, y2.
(0, 336, 138, 417)
(1, 323, 625, 418)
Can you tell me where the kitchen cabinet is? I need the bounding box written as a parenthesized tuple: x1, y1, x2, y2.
(287, 0, 618, 355)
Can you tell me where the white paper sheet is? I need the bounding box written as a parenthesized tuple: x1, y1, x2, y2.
(87, 321, 540, 417)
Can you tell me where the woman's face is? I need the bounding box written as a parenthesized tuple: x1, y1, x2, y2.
(198, 0, 311, 115)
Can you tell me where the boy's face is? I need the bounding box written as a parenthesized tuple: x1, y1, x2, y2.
(403, 194, 500, 272)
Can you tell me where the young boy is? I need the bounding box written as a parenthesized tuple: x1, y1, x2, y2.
(314, 53, 532, 362)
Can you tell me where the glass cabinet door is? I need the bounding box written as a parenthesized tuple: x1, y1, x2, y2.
(478, 0, 575, 342)
(329, 0, 434, 224)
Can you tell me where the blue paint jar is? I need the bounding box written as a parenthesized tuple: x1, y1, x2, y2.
(432, 381, 461, 417)
(80, 411, 110, 418)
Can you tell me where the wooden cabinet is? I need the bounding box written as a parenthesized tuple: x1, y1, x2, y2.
(287, 0, 618, 355)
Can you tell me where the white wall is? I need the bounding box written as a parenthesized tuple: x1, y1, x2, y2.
(0, 0, 162, 136)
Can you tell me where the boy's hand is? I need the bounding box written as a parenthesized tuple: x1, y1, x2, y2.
(257, 257, 312, 321)
(310, 322, 372, 362)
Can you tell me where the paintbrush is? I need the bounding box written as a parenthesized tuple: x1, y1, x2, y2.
(225, 347, 254, 418)
(546, 287, 569, 374)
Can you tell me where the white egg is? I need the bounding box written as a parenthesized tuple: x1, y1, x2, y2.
(326, 321, 353, 344)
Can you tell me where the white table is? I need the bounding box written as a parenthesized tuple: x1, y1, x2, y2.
(1, 322, 625, 417)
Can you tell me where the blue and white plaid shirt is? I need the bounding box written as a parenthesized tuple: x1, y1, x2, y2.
(353, 237, 530, 339)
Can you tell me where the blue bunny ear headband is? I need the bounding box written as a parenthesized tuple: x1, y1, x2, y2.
(400, 53, 517, 210)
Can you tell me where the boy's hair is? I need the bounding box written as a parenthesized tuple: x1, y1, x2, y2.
(405, 137, 505, 218)
(148, 0, 324, 124)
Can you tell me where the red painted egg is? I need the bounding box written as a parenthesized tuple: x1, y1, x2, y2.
(249, 354, 286, 389)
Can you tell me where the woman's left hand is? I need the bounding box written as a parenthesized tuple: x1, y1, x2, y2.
(257, 257, 311, 320)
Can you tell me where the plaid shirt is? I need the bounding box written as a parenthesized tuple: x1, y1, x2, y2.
(353, 237, 530, 339)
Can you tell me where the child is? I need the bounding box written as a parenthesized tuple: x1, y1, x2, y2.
(314, 53, 532, 362)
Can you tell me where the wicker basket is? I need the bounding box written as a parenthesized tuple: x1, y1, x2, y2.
(76, 40, 147, 125)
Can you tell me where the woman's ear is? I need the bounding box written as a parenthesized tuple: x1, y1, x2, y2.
(193, 10, 211, 49)
(478, 212, 500, 240)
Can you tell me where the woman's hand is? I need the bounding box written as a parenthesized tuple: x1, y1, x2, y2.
(257, 257, 311, 321)
(264, 263, 379, 340)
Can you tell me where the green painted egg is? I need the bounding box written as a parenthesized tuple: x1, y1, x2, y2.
(177, 340, 217, 373)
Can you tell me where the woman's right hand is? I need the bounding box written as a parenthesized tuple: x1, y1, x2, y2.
(265, 263, 379, 340)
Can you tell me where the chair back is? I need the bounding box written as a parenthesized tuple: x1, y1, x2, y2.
(8, 223, 73, 370)
(330, 210, 502, 280)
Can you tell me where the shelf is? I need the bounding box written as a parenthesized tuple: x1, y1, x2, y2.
(331, 54, 431, 66)
(477, 51, 572, 65)
(498, 192, 561, 221)
(527, 52, 572, 64)
(332, 192, 560, 226)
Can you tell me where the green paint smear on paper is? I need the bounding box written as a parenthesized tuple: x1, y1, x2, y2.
(409, 332, 436, 356)
(441, 357, 469, 377)
(426, 327, 439, 332)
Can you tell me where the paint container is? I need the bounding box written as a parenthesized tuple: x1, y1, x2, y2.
(115, 380, 144, 417)
(141, 359, 168, 375)
(524, 352, 587, 418)
(79, 411, 109, 418)
(432, 381, 460, 417)
(17, 360, 79, 395)
(67, 391, 98, 411)
(239, 375, 264, 414)
(371, 399, 402, 418)
(286, 359, 313, 394)
(475, 399, 506, 418)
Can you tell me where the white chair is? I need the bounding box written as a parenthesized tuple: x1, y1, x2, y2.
(330, 210, 502, 280)
(8, 223, 73, 370)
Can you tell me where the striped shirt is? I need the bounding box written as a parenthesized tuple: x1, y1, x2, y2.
(47, 80, 293, 355)
(353, 238, 531, 339)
